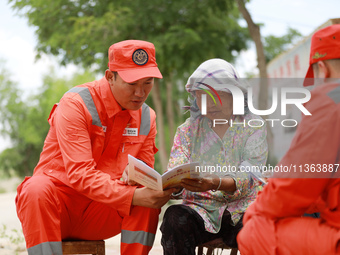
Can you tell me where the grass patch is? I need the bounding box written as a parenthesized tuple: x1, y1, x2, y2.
(0, 224, 25, 252)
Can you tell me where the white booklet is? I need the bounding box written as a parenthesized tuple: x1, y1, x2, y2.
(128, 154, 201, 191)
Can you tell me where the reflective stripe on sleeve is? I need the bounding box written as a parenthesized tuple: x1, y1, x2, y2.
(66, 87, 151, 135)
(121, 229, 155, 247)
(139, 103, 151, 136)
(66, 87, 102, 127)
(27, 241, 62, 255)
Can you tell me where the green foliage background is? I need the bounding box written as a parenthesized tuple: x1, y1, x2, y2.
(0, 0, 301, 176)
(0, 63, 95, 176)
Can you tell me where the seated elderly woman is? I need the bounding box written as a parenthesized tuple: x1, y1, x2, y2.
(160, 58, 268, 255)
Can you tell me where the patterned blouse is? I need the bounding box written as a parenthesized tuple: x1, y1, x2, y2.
(168, 113, 268, 233)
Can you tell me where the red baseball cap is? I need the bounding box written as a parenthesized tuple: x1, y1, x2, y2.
(304, 24, 340, 86)
(108, 40, 163, 83)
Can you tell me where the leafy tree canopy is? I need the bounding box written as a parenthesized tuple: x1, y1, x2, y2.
(10, 0, 250, 77)
(263, 27, 302, 63)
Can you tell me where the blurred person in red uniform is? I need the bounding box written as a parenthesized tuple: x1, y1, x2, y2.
(15, 40, 175, 255)
(237, 24, 340, 255)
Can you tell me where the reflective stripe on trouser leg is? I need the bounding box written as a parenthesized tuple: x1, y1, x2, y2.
(27, 241, 62, 255)
(121, 206, 160, 255)
(121, 229, 155, 246)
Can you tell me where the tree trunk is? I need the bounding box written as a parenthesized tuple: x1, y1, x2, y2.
(166, 74, 175, 142)
(150, 80, 168, 171)
(236, 0, 275, 164)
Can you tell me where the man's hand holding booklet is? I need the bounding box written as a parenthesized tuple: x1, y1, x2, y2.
(128, 154, 200, 191)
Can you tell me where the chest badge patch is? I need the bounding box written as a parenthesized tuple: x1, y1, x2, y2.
(123, 128, 138, 136)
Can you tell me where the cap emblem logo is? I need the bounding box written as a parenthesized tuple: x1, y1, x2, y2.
(312, 52, 327, 59)
(132, 49, 148, 65)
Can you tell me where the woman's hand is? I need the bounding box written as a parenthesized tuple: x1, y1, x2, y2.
(180, 178, 215, 192)
(181, 177, 236, 193)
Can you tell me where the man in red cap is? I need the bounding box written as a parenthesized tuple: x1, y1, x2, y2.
(237, 24, 340, 254)
(15, 40, 175, 255)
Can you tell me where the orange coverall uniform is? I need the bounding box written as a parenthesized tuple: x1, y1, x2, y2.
(16, 77, 159, 255)
(237, 82, 340, 255)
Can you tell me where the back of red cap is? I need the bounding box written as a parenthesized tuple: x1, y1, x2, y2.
(304, 24, 340, 86)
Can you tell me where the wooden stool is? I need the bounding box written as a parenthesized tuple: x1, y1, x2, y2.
(62, 240, 105, 255)
(197, 238, 238, 255)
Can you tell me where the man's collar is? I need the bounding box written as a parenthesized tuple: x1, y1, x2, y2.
(99, 77, 139, 120)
